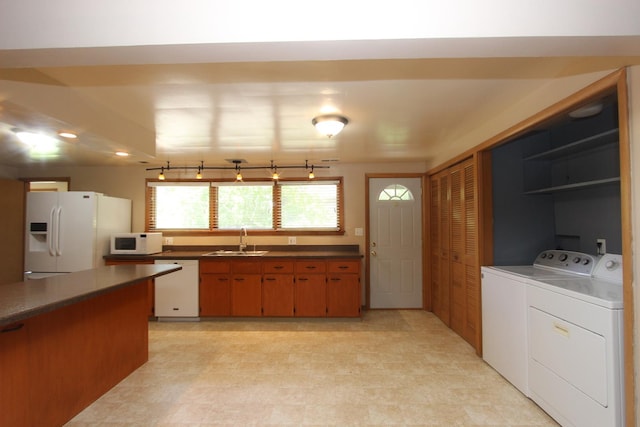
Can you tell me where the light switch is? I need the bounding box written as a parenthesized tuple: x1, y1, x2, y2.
(355, 228, 363, 236)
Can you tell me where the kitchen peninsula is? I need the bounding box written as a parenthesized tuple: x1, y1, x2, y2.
(0, 264, 181, 427)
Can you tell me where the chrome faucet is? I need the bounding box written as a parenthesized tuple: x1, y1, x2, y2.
(239, 227, 247, 252)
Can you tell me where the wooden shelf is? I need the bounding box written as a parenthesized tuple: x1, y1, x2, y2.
(524, 128, 619, 161)
(524, 177, 620, 195)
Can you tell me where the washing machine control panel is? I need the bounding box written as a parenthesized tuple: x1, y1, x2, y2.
(534, 250, 597, 276)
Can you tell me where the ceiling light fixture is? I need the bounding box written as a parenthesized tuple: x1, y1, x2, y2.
(146, 159, 327, 181)
(115, 151, 129, 157)
(312, 114, 348, 138)
(58, 131, 78, 139)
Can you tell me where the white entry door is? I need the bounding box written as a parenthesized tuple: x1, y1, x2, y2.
(369, 177, 423, 308)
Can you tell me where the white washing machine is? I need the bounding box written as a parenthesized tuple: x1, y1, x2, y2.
(481, 250, 597, 397)
(527, 253, 623, 427)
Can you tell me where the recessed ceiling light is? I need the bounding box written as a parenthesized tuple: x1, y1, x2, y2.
(58, 131, 78, 139)
(15, 131, 57, 146)
(115, 151, 130, 157)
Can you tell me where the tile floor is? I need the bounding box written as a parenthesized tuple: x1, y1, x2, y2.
(67, 310, 557, 426)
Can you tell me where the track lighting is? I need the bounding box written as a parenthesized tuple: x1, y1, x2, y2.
(146, 160, 328, 180)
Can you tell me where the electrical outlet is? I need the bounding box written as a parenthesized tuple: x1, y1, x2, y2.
(597, 238, 606, 255)
(164, 237, 174, 245)
(288, 236, 297, 245)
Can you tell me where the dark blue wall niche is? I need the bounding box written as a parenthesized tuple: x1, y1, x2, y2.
(490, 99, 621, 265)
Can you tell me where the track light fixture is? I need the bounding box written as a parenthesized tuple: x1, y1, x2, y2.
(146, 159, 328, 180)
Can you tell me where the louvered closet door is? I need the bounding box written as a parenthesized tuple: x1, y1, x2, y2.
(429, 157, 480, 351)
(450, 165, 465, 336)
(431, 172, 450, 325)
(462, 160, 479, 347)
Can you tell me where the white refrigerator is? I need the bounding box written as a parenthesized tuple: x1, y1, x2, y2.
(24, 191, 131, 279)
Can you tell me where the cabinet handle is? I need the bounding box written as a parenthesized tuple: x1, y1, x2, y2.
(338, 265, 349, 270)
(553, 323, 570, 337)
(274, 265, 284, 270)
(298, 277, 308, 281)
(218, 277, 229, 282)
(330, 278, 341, 282)
(1, 323, 24, 333)
(265, 277, 275, 281)
(234, 278, 245, 282)
(305, 266, 317, 270)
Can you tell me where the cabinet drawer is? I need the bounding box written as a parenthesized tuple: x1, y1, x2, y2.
(295, 259, 326, 274)
(200, 260, 230, 274)
(263, 259, 294, 274)
(328, 260, 360, 274)
(231, 259, 262, 274)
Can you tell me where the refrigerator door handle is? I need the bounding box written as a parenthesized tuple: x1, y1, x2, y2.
(55, 206, 63, 256)
(49, 207, 56, 256)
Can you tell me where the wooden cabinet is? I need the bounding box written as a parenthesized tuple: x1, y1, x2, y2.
(326, 260, 361, 317)
(295, 259, 327, 317)
(262, 259, 295, 316)
(429, 157, 480, 351)
(231, 259, 262, 316)
(105, 258, 155, 316)
(199, 259, 231, 316)
(199, 256, 361, 318)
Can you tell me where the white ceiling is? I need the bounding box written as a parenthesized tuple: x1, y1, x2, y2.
(1, 2, 640, 171)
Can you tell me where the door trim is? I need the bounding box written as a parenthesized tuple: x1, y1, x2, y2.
(364, 173, 427, 309)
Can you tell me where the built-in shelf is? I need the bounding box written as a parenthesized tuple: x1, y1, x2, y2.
(523, 177, 620, 195)
(523, 128, 619, 161)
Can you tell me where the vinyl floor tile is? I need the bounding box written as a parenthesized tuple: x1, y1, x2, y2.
(66, 310, 558, 426)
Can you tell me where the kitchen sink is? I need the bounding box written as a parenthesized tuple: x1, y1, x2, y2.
(203, 250, 269, 257)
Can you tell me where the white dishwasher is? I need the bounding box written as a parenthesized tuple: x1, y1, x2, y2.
(154, 259, 199, 320)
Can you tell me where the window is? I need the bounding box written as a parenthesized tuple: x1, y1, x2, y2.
(147, 178, 344, 234)
(216, 183, 273, 229)
(148, 182, 211, 230)
(377, 184, 414, 201)
(279, 182, 339, 229)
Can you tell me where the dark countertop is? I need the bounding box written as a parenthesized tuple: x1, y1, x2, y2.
(0, 264, 181, 327)
(105, 246, 363, 261)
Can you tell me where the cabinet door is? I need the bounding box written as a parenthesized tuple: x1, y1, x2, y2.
(231, 275, 262, 316)
(200, 274, 232, 316)
(326, 274, 360, 317)
(262, 274, 295, 316)
(295, 274, 327, 317)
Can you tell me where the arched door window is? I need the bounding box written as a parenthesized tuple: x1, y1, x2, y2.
(377, 184, 414, 201)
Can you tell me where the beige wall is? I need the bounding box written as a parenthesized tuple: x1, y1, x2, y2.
(15, 161, 427, 254)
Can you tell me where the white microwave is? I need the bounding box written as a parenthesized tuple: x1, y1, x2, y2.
(111, 232, 163, 255)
